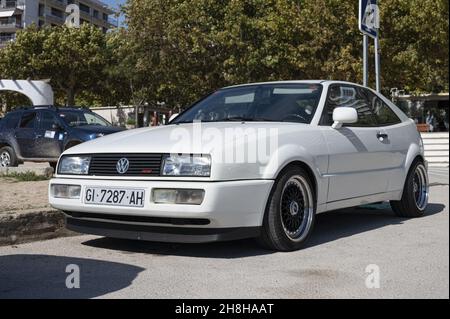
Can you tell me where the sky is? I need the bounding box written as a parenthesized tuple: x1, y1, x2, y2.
(103, 0, 126, 10)
(103, 0, 126, 26)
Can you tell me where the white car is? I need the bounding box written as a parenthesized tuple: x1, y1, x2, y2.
(49, 81, 429, 251)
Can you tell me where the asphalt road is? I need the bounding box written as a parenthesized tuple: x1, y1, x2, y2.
(0, 168, 448, 299)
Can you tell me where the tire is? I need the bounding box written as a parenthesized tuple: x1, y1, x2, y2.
(0, 146, 19, 167)
(49, 162, 57, 171)
(258, 166, 316, 251)
(390, 160, 429, 218)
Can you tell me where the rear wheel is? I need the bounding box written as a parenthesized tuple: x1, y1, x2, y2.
(390, 160, 429, 218)
(258, 166, 316, 251)
(0, 146, 18, 167)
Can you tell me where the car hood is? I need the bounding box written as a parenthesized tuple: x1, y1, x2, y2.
(62, 122, 323, 180)
(64, 122, 313, 153)
(74, 125, 125, 135)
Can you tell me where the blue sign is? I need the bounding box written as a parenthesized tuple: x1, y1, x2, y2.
(359, 0, 379, 38)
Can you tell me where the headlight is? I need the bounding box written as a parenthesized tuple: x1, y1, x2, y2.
(58, 156, 91, 175)
(162, 154, 211, 177)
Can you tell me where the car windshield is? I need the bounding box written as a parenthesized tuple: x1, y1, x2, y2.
(59, 110, 111, 127)
(172, 83, 323, 124)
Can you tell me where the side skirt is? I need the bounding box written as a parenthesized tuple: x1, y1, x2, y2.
(319, 190, 403, 213)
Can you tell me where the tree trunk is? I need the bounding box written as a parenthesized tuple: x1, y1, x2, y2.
(67, 89, 75, 106)
(135, 104, 139, 128)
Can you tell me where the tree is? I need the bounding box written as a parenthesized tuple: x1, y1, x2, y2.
(0, 24, 110, 106)
(380, 0, 449, 93)
(123, 0, 448, 108)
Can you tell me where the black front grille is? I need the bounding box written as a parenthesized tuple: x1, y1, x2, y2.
(88, 153, 163, 176)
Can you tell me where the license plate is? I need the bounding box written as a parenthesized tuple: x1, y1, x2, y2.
(84, 187, 145, 207)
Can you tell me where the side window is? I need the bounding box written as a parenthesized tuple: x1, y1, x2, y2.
(364, 90, 402, 126)
(1, 112, 21, 129)
(321, 85, 378, 127)
(40, 112, 58, 130)
(19, 111, 37, 129)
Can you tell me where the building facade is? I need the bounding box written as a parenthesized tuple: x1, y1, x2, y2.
(0, 0, 116, 48)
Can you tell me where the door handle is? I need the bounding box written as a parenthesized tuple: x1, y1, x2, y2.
(377, 132, 388, 141)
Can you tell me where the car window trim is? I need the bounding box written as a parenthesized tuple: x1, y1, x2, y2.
(362, 88, 402, 127)
(319, 84, 380, 128)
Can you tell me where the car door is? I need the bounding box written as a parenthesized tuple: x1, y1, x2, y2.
(364, 89, 407, 192)
(319, 84, 394, 202)
(35, 110, 64, 159)
(15, 110, 38, 158)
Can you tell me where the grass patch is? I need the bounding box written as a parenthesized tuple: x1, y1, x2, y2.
(1, 171, 50, 182)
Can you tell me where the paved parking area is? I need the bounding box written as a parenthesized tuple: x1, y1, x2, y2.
(0, 169, 448, 299)
(428, 167, 449, 186)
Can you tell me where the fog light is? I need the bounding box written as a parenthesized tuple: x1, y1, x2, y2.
(152, 189, 205, 205)
(51, 184, 81, 199)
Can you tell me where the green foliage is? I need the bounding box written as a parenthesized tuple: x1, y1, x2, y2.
(0, 24, 113, 107)
(380, 0, 449, 93)
(0, 0, 448, 111)
(124, 0, 448, 108)
(1, 171, 50, 182)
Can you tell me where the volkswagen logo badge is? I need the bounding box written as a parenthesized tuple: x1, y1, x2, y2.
(116, 158, 130, 174)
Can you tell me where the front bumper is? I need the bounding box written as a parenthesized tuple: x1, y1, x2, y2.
(49, 178, 273, 243)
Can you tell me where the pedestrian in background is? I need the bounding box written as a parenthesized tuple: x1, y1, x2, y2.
(426, 111, 436, 132)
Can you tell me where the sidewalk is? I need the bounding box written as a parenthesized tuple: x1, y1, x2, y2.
(0, 178, 73, 246)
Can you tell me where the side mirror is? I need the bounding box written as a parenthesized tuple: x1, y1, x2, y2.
(332, 107, 358, 129)
(169, 113, 179, 123)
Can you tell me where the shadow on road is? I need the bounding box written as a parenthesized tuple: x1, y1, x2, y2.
(81, 203, 445, 258)
(83, 236, 272, 259)
(306, 202, 445, 248)
(0, 255, 144, 299)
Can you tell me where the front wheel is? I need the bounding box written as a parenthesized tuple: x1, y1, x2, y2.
(390, 161, 429, 218)
(258, 166, 316, 251)
(0, 146, 19, 167)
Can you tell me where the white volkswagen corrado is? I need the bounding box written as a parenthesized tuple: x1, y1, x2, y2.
(49, 81, 429, 251)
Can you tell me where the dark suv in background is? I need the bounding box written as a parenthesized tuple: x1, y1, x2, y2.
(0, 106, 124, 169)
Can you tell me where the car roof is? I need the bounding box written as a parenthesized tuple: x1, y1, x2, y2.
(221, 80, 370, 90)
(10, 106, 91, 112)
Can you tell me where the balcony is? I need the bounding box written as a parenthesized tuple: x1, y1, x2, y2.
(47, 0, 66, 10)
(0, 0, 25, 10)
(0, 33, 16, 48)
(0, 18, 21, 31)
(45, 13, 65, 25)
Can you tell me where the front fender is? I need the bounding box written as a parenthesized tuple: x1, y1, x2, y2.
(261, 144, 329, 205)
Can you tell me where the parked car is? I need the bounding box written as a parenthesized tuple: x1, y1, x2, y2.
(0, 106, 124, 169)
(48, 81, 429, 251)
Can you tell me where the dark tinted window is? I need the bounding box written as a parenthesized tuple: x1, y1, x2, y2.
(0, 112, 21, 129)
(59, 111, 110, 127)
(321, 85, 377, 127)
(19, 111, 37, 129)
(40, 111, 58, 130)
(363, 89, 401, 126)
